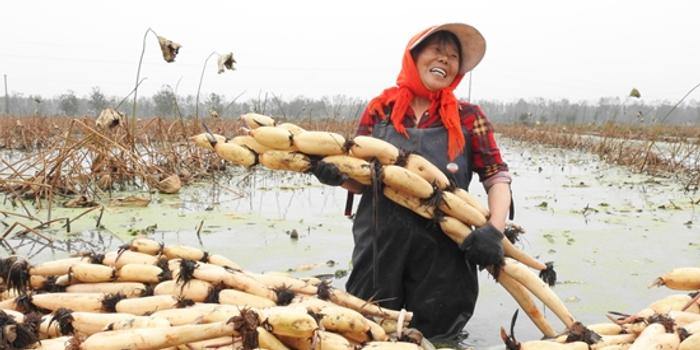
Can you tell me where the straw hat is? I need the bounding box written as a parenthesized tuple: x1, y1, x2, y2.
(409, 23, 486, 75)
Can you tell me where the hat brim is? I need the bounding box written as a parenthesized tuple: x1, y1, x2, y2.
(409, 23, 486, 75)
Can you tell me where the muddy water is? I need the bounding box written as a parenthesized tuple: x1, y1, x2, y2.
(2, 137, 699, 349)
(2, 169, 355, 278)
(468, 138, 699, 349)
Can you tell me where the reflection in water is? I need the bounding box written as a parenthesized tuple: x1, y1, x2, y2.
(3, 229, 120, 259)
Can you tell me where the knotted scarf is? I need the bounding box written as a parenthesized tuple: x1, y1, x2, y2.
(367, 27, 466, 161)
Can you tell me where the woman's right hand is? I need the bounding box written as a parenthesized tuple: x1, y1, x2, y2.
(309, 159, 347, 186)
(341, 178, 365, 194)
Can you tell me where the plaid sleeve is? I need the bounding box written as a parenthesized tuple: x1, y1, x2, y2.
(355, 106, 377, 136)
(461, 103, 511, 187)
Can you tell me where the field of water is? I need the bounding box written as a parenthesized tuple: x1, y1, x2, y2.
(2, 136, 698, 348)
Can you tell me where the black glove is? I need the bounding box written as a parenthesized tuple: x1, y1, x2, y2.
(309, 158, 347, 186)
(459, 223, 505, 267)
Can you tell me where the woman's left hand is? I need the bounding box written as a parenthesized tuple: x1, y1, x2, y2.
(459, 223, 504, 267)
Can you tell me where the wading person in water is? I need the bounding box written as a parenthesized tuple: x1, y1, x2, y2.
(311, 23, 512, 343)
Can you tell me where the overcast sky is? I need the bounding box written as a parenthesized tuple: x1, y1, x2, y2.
(1, 0, 698, 103)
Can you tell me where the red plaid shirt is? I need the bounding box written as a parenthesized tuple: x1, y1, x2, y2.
(356, 101, 511, 188)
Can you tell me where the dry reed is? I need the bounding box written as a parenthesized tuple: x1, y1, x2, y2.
(497, 123, 700, 189)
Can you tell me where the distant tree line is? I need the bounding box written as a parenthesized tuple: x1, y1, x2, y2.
(477, 97, 700, 126)
(1, 86, 699, 125)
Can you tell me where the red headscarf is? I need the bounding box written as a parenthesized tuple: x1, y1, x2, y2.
(367, 27, 465, 161)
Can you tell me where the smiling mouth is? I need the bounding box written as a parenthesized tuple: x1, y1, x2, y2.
(429, 67, 447, 78)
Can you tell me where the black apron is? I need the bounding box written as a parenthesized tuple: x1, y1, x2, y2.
(345, 117, 479, 341)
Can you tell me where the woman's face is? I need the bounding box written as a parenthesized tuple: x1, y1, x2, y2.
(414, 39, 460, 91)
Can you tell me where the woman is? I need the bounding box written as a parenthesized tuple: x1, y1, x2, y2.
(312, 23, 512, 342)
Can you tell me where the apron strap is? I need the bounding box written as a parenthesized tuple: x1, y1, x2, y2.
(344, 191, 354, 217)
(508, 188, 515, 220)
